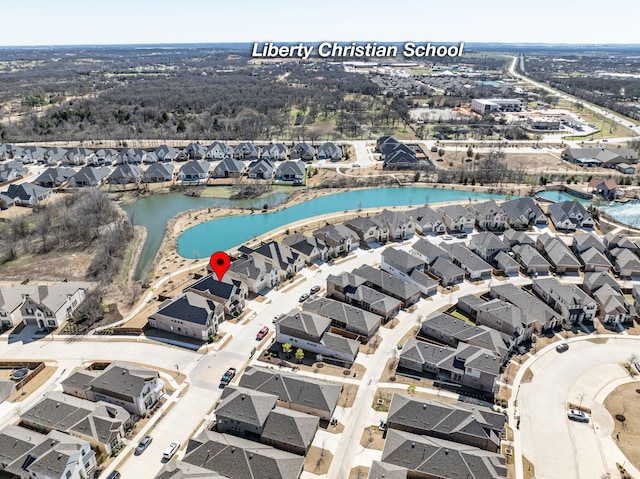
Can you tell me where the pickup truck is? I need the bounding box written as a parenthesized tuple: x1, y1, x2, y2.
(220, 367, 236, 387)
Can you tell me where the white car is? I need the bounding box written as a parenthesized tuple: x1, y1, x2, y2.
(567, 409, 589, 423)
(162, 440, 180, 460)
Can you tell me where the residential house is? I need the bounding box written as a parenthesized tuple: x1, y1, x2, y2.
(536, 233, 581, 274)
(6, 183, 53, 206)
(381, 429, 507, 479)
(238, 241, 304, 279)
(275, 160, 305, 182)
(420, 312, 511, 360)
(233, 142, 260, 160)
(593, 284, 634, 325)
(118, 148, 147, 164)
(275, 309, 360, 365)
(495, 251, 520, 275)
(501, 197, 547, 229)
(531, 277, 597, 324)
(0, 160, 28, 183)
(226, 255, 279, 294)
(63, 148, 94, 166)
(411, 238, 448, 265)
(206, 141, 234, 160)
(459, 295, 535, 343)
(142, 162, 175, 183)
(33, 167, 76, 188)
(582, 271, 620, 294)
(439, 242, 493, 280)
(547, 200, 594, 231)
(185, 274, 247, 317)
(18, 282, 88, 330)
(617, 163, 635, 175)
(302, 296, 383, 340)
(376, 135, 400, 153)
(0, 193, 14, 210)
(374, 209, 415, 240)
(68, 166, 111, 187)
(344, 216, 389, 245)
(239, 366, 342, 420)
(604, 233, 639, 252)
(469, 231, 509, 262)
(387, 394, 505, 452)
(407, 206, 446, 234)
(437, 204, 475, 233)
(512, 244, 550, 276)
(326, 272, 402, 321)
(177, 160, 210, 183)
(154, 145, 182, 162)
(383, 149, 424, 170)
(367, 461, 408, 479)
(381, 247, 438, 295)
(148, 292, 223, 341)
(502, 228, 535, 248)
(490, 283, 561, 330)
(281, 233, 328, 264)
(63, 362, 165, 416)
(290, 142, 315, 161)
(579, 247, 612, 272)
(260, 143, 288, 161)
(561, 147, 638, 168)
(44, 147, 69, 165)
(588, 178, 618, 201)
(470, 200, 508, 231)
(0, 426, 98, 479)
(0, 287, 25, 329)
(211, 157, 246, 178)
(399, 339, 501, 393)
(573, 232, 606, 254)
(429, 256, 465, 286)
(181, 430, 305, 479)
(313, 223, 359, 255)
(183, 142, 206, 160)
(107, 164, 143, 184)
(247, 158, 275, 179)
(352, 264, 422, 307)
(19, 391, 130, 455)
(611, 248, 640, 278)
(316, 142, 342, 161)
(93, 148, 118, 166)
(0, 143, 21, 160)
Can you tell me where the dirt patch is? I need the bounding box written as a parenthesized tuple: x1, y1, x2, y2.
(359, 426, 385, 450)
(522, 455, 535, 479)
(604, 382, 640, 471)
(359, 335, 383, 354)
(338, 384, 359, 408)
(303, 446, 333, 475)
(0, 249, 94, 282)
(7, 365, 57, 402)
(348, 466, 371, 479)
(521, 368, 534, 383)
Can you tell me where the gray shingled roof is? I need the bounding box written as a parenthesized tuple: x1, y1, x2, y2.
(439, 242, 493, 273)
(303, 296, 382, 335)
(153, 292, 220, 325)
(368, 460, 408, 479)
(412, 238, 448, 263)
(353, 264, 421, 301)
(215, 386, 277, 428)
(382, 247, 425, 272)
(89, 362, 159, 399)
(490, 283, 559, 328)
(261, 406, 319, 452)
(583, 271, 620, 293)
(512, 244, 551, 270)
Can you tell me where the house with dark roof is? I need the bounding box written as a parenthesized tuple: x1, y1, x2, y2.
(437, 204, 475, 233)
(512, 244, 550, 276)
(234, 142, 260, 160)
(18, 146, 44, 164)
(183, 142, 207, 160)
(604, 233, 639, 252)
(381, 429, 507, 479)
(303, 296, 383, 340)
(239, 241, 304, 280)
(490, 283, 561, 330)
(547, 201, 594, 231)
(313, 223, 359, 255)
(290, 142, 315, 161)
(317, 142, 342, 161)
(326, 272, 402, 321)
(494, 251, 520, 275)
(611, 248, 640, 278)
(239, 366, 342, 420)
(367, 460, 407, 479)
(17, 282, 88, 330)
(154, 145, 182, 162)
(381, 247, 426, 279)
(64, 148, 94, 166)
(573, 232, 606, 254)
(0, 193, 14, 210)
(407, 206, 446, 234)
(352, 264, 422, 307)
(593, 284, 634, 325)
(275, 160, 305, 182)
(275, 308, 360, 364)
(501, 197, 547, 229)
(177, 160, 210, 183)
(226, 255, 280, 294)
(383, 148, 425, 170)
(411, 238, 448, 265)
(469, 232, 509, 262)
(562, 147, 638, 168)
(211, 157, 246, 178)
(142, 162, 175, 183)
(107, 164, 143, 184)
(33, 167, 76, 188)
(458, 295, 536, 343)
(247, 158, 275, 179)
(429, 256, 465, 286)
(373, 209, 415, 240)
(6, 182, 53, 206)
(502, 228, 535, 248)
(470, 200, 507, 231)
(0, 287, 25, 328)
(260, 143, 288, 161)
(149, 292, 224, 340)
(583, 271, 620, 294)
(68, 166, 111, 187)
(0, 160, 28, 183)
(579, 247, 612, 272)
(262, 407, 319, 456)
(206, 141, 234, 160)
(344, 216, 389, 245)
(532, 277, 597, 324)
(439, 242, 493, 280)
(185, 274, 247, 317)
(387, 394, 505, 452)
(45, 147, 69, 165)
(93, 148, 119, 166)
(215, 386, 278, 437)
(536, 233, 582, 273)
(182, 430, 304, 479)
(281, 233, 328, 264)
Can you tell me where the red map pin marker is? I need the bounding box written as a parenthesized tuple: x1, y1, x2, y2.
(209, 251, 231, 281)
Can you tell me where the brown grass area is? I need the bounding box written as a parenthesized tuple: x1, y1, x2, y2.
(320, 421, 345, 435)
(303, 447, 333, 475)
(359, 335, 383, 354)
(0, 249, 94, 282)
(348, 466, 371, 479)
(604, 382, 640, 472)
(522, 455, 536, 479)
(338, 384, 359, 408)
(377, 387, 459, 404)
(7, 365, 57, 402)
(359, 426, 385, 450)
(521, 368, 534, 383)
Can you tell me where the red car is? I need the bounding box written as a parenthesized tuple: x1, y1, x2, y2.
(256, 326, 269, 340)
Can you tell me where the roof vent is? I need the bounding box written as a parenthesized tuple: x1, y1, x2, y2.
(411, 442, 416, 448)
(231, 447, 236, 453)
(445, 449, 450, 455)
(423, 404, 426, 409)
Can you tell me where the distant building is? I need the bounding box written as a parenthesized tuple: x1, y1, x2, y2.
(471, 98, 522, 115)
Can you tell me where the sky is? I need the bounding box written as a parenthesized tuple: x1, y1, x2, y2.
(1, 0, 639, 46)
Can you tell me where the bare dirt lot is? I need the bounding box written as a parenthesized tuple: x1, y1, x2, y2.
(603, 382, 640, 472)
(0, 249, 94, 282)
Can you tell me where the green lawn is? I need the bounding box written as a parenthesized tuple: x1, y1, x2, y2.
(449, 310, 475, 324)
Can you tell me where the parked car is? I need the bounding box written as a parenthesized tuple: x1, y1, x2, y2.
(430, 146, 438, 152)
(556, 343, 569, 353)
(162, 441, 180, 460)
(310, 285, 321, 294)
(106, 472, 121, 479)
(442, 235, 453, 241)
(135, 435, 153, 455)
(567, 409, 590, 423)
(299, 293, 310, 302)
(635, 361, 640, 372)
(256, 326, 269, 340)
(220, 367, 236, 386)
